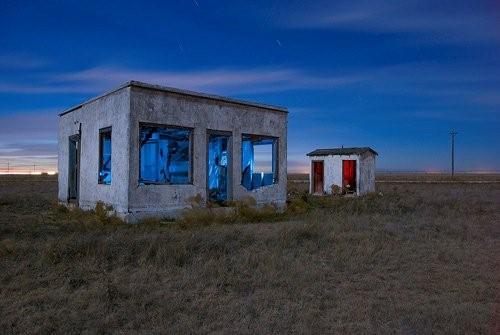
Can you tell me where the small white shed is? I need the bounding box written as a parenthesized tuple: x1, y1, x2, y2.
(306, 147, 377, 196)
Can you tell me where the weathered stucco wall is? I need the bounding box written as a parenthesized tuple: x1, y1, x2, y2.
(58, 88, 131, 213)
(359, 153, 376, 195)
(308, 153, 376, 196)
(126, 86, 287, 221)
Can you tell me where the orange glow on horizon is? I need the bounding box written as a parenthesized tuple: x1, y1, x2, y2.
(0, 170, 58, 175)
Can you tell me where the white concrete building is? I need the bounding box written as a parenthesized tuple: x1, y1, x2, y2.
(307, 147, 377, 196)
(58, 81, 288, 222)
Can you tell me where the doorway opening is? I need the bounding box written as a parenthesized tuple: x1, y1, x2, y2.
(342, 160, 357, 193)
(312, 160, 324, 194)
(207, 133, 230, 203)
(68, 135, 80, 203)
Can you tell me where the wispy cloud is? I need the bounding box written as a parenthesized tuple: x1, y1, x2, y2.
(0, 66, 364, 95)
(3, 60, 499, 114)
(0, 110, 59, 170)
(471, 92, 500, 107)
(344, 61, 500, 112)
(0, 53, 49, 69)
(53, 62, 500, 107)
(0, 110, 58, 137)
(53, 66, 363, 94)
(0, 83, 97, 94)
(0, 143, 57, 157)
(403, 109, 499, 123)
(279, 0, 500, 43)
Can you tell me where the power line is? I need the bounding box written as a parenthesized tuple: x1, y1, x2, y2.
(0, 161, 57, 174)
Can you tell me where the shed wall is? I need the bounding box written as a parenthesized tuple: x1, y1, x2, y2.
(309, 154, 361, 194)
(359, 153, 376, 195)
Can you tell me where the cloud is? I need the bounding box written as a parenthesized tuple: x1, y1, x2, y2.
(0, 143, 57, 172)
(0, 53, 49, 69)
(0, 110, 58, 138)
(0, 110, 59, 171)
(403, 109, 499, 123)
(279, 0, 500, 43)
(53, 66, 363, 94)
(0, 83, 96, 94)
(0, 143, 57, 158)
(61, 62, 499, 110)
(3, 60, 499, 116)
(348, 61, 500, 111)
(3, 59, 499, 114)
(471, 92, 500, 107)
(0, 66, 364, 95)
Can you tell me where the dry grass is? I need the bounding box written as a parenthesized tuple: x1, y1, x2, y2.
(377, 172, 500, 182)
(0, 175, 498, 333)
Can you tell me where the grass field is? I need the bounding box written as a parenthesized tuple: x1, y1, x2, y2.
(0, 174, 499, 333)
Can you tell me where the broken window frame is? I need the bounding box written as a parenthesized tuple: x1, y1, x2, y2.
(207, 130, 232, 203)
(241, 134, 278, 191)
(138, 123, 193, 185)
(98, 127, 112, 185)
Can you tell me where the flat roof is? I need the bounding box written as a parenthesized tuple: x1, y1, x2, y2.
(59, 80, 288, 116)
(307, 147, 378, 156)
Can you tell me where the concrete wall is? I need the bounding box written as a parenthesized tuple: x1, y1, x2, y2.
(58, 88, 131, 214)
(126, 86, 287, 221)
(308, 153, 376, 195)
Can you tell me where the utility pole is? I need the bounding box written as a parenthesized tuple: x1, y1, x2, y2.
(450, 130, 458, 178)
(7, 162, 9, 174)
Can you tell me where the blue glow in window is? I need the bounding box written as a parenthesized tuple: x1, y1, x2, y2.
(139, 126, 191, 184)
(98, 129, 112, 184)
(208, 135, 229, 202)
(241, 135, 277, 190)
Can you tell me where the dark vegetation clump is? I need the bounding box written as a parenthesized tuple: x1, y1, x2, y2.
(177, 196, 283, 229)
(0, 174, 498, 334)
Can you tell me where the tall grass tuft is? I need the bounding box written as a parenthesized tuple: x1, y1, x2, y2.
(177, 197, 284, 228)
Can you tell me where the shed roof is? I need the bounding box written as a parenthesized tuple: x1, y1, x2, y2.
(59, 80, 288, 116)
(307, 147, 378, 156)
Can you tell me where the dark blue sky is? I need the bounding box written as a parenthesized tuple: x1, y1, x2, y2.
(1, 0, 499, 172)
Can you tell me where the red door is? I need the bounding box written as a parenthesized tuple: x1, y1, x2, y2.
(342, 160, 356, 192)
(312, 161, 324, 194)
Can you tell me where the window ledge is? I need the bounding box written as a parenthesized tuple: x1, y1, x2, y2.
(138, 182, 195, 186)
(241, 183, 278, 192)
